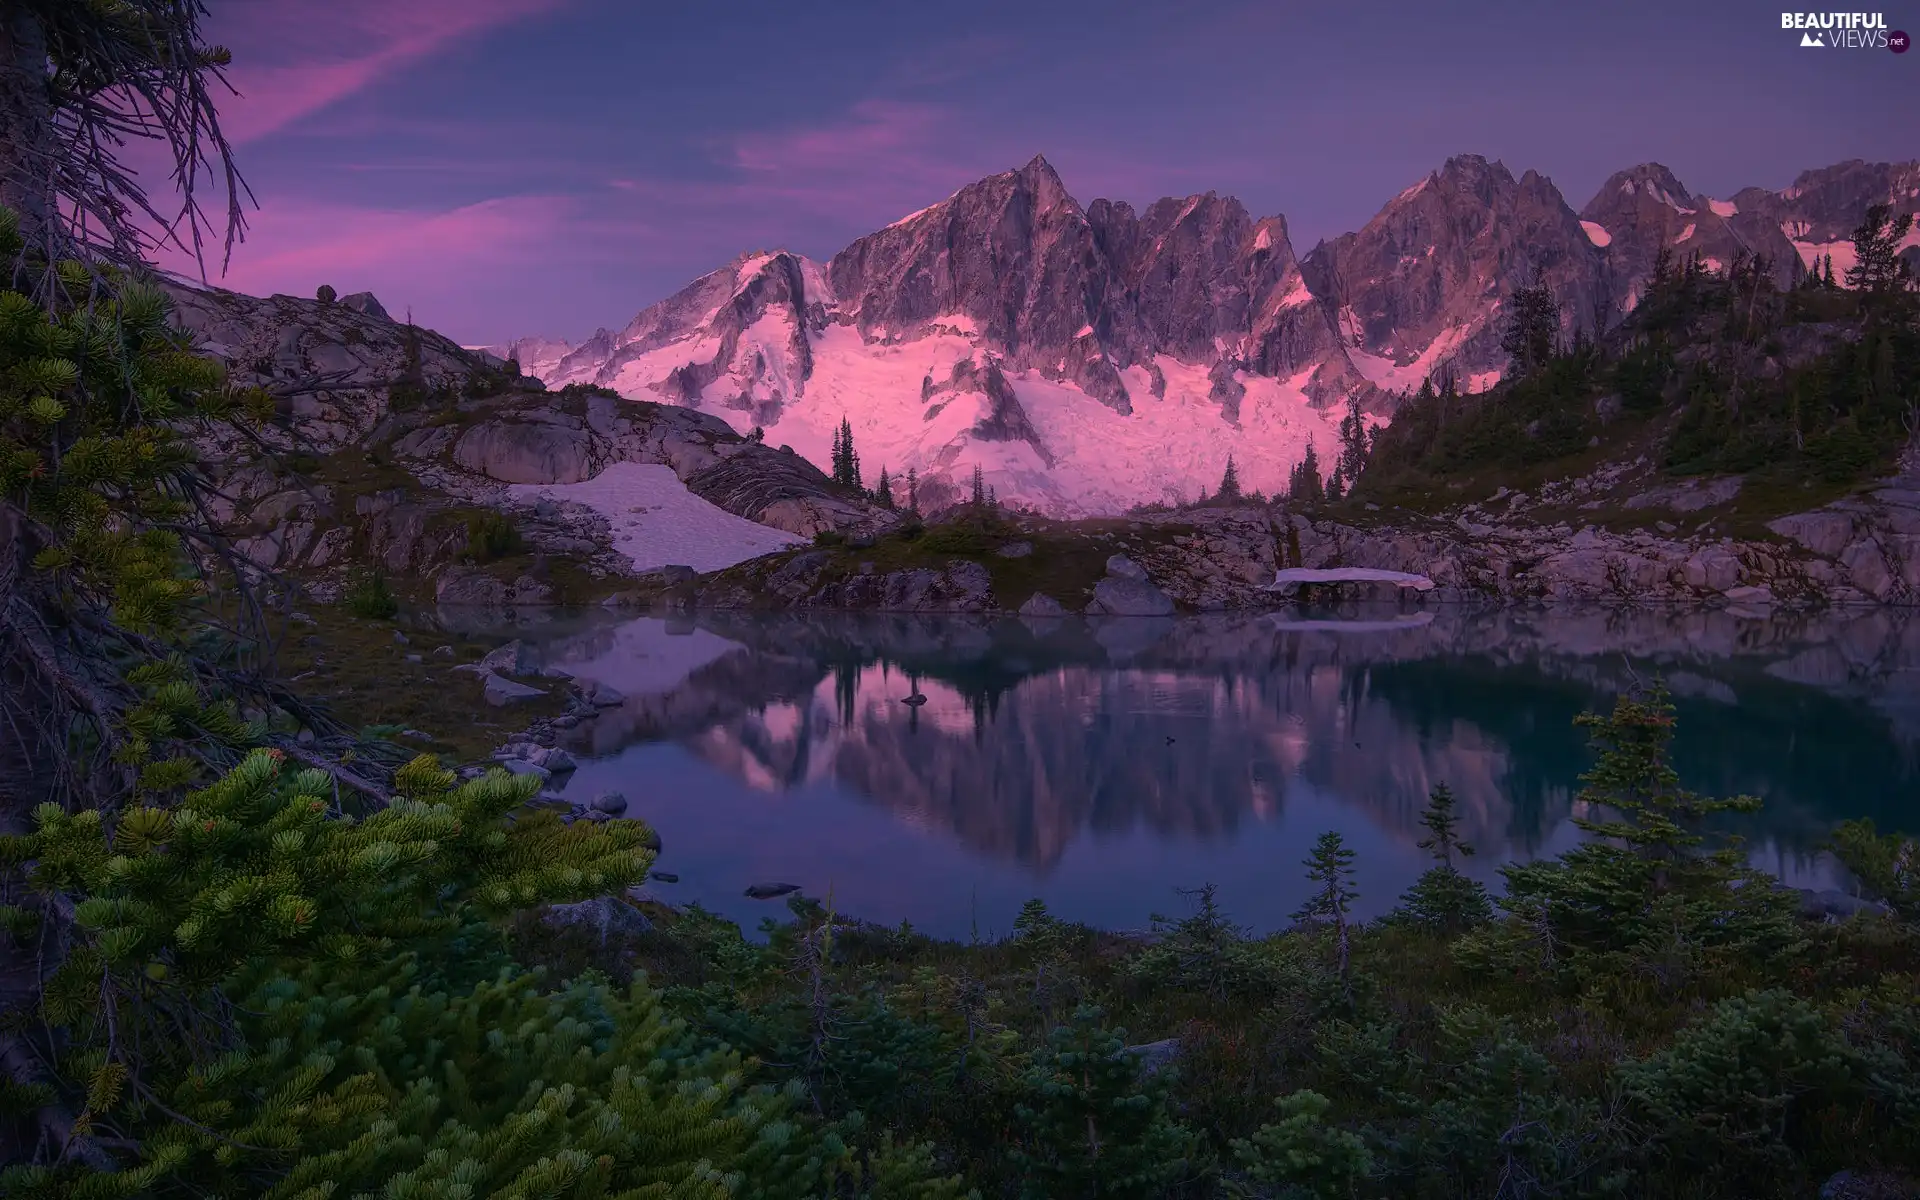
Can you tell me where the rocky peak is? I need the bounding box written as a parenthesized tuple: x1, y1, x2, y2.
(1588, 163, 1698, 215)
(1099, 191, 1264, 364)
(827, 154, 1135, 412)
(1431, 154, 1514, 203)
(1300, 155, 1602, 385)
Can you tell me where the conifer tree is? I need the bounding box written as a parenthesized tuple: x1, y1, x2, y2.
(1295, 831, 1358, 998)
(1845, 204, 1917, 313)
(1335, 394, 1370, 491)
(1650, 246, 1676, 294)
(874, 465, 896, 509)
(1823, 255, 1837, 289)
(0, 750, 861, 1196)
(1288, 442, 1326, 504)
(969, 463, 986, 509)
(0, 0, 248, 274)
(1012, 1005, 1194, 1197)
(1500, 274, 1560, 376)
(1486, 684, 1800, 968)
(1417, 783, 1472, 868)
(1217, 455, 1242, 503)
(906, 466, 920, 514)
(1394, 785, 1493, 934)
(1231, 1090, 1373, 1198)
(831, 417, 862, 488)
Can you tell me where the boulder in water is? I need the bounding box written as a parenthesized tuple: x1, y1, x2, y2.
(483, 674, 547, 706)
(744, 882, 801, 900)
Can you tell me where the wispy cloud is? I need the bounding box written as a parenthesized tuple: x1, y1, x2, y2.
(209, 0, 565, 144)
(720, 100, 1003, 217)
(159, 193, 579, 335)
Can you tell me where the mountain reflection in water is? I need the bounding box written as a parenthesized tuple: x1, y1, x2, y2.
(490, 605, 1920, 938)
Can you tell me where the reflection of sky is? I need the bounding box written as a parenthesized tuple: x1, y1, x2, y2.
(557, 744, 1850, 941)
(523, 608, 1909, 939)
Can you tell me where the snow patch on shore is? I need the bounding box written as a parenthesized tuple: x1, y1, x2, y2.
(508, 462, 804, 574)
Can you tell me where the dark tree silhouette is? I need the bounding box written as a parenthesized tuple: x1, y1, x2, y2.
(0, 1, 251, 284)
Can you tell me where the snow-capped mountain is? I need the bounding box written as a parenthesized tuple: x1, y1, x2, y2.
(495, 154, 1920, 517)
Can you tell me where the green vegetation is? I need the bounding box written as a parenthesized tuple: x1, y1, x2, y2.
(341, 569, 398, 619)
(463, 509, 524, 562)
(9, 653, 1920, 1196)
(709, 508, 1191, 609)
(832, 415, 863, 489)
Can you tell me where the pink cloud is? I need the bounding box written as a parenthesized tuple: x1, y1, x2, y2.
(206, 0, 565, 144)
(157, 193, 577, 335)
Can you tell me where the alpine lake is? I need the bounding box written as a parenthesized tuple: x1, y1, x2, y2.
(450, 602, 1920, 939)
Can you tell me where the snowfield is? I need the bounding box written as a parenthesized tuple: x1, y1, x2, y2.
(507, 462, 805, 573)
(626, 318, 1353, 517)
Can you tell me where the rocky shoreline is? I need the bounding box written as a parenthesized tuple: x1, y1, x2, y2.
(625, 480, 1920, 619)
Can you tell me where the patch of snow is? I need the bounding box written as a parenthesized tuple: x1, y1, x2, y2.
(1348, 323, 1474, 395)
(1708, 198, 1737, 218)
(1176, 196, 1202, 223)
(1580, 221, 1612, 247)
(1278, 276, 1315, 310)
(929, 314, 980, 337)
(1075, 325, 1095, 339)
(1700, 257, 1724, 274)
(1466, 370, 1502, 393)
(507, 462, 805, 573)
(1790, 237, 1859, 280)
(1675, 223, 1696, 242)
(1397, 177, 1430, 202)
(885, 203, 938, 230)
(1337, 306, 1366, 346)
(733, 252, 774, 289)
(798, 257, 836, 308)
(996, 357, 1343, 515)
(1253, 226, 1274, 251)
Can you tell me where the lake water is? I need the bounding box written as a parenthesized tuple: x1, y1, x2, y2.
(482, 604, 1920, 939)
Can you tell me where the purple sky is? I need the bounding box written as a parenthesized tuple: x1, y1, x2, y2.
(166, 0, 1917, 345)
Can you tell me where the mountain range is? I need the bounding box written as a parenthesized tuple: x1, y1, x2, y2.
(487, 155, 1920, 517)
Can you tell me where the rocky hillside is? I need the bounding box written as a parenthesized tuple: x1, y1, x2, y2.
(163, 279, 896, 605)
(493, 155, 1920, 518)
(618, 469, 1920, 620)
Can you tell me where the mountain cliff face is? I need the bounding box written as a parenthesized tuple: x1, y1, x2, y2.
(1578, 159, 1920, 309)
(1303, 155, 1606, 394)
(506, 154, 1920, 517)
